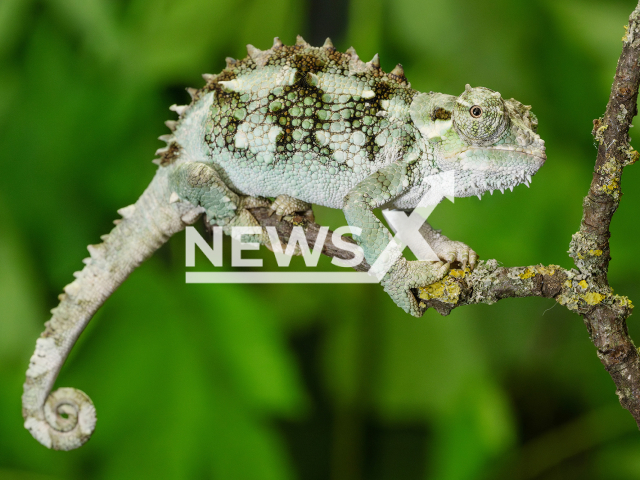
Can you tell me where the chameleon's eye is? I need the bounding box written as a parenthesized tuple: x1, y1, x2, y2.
(453, 87, 508, 145)
(470, 105, 482, 118)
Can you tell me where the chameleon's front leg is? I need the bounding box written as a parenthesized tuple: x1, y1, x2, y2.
(343, 161, 449, 316)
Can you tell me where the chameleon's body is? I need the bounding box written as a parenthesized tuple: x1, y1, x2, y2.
(22, 36, 546, 450)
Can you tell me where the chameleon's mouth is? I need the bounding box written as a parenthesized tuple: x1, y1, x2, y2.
(453, 143, 546, 161)
(443, 138, 546, 165)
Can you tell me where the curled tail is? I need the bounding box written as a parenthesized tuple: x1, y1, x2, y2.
(22, 166, 203, 450)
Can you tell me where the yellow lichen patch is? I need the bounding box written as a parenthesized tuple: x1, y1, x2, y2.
(594, 123, 608, 145)
(557, 287, 614, 311)
(536, 265, 558, 276)
(556, 292, 580, 312)
(596, 159, 622, 199)
(600, 158, 619, 175)
(624, 145, 639, 165)
(449, 269, 466, 278)
(419, 276, 461, 304)
(623, 24, 630, 42)
(519, 268, 536, 279)
(614, 295, 634, 309)
(589, 249, 603, 256)
(582, 292, 606, 305)
(599, 178, 619, 195)
(578, 280, 588, 289)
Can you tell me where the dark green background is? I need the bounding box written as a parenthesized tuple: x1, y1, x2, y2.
(2, 0, 640, 478)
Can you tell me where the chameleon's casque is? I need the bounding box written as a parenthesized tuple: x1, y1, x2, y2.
(22, 36, 545, 450)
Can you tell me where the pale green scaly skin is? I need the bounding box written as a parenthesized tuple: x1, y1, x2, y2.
(22, 36, 545, 450)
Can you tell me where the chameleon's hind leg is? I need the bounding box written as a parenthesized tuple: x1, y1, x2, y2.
(171, 162, 271, 245)
(269, 194, 314, 221)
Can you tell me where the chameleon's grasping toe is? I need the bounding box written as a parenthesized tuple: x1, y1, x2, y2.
(418, 222, 478, 269)
(269, 194, 314, 220)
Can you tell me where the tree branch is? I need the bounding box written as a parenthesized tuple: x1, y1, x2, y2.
(207, 2, 640, 428)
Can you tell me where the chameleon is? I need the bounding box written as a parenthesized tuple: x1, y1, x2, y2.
(22, 36, 546, 450)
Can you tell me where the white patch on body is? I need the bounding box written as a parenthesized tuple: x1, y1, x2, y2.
(174, 91, 216, 162)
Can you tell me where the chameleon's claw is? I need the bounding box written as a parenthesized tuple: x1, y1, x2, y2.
(303, 210, 315, 223)
(239, 195, 271, 210)
(459, 250, 469, 269)
(270, 194, 313, 217)
(469, 249, 478, 269)
(443, 253, 456, 264)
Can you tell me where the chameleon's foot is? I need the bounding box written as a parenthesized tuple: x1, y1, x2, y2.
(269, 194, 314, 221)
(382, 258, 450, 317)
(234, 196, 310, 253)
(431, 238, 478, 269)
(172, 163, 273, 247)
(172, 164, 303, 254)
(172, 163, 240, 225)
(417, 223, 478, 270)
(229, 195, 276, 244)
(239, 195, 272, 210)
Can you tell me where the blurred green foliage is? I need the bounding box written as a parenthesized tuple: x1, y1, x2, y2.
(1, 0, 640, 478)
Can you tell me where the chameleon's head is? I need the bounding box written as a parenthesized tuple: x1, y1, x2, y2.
(410, 85, 545, 197)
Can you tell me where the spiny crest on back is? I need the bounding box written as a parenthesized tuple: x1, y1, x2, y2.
(156, 37, 416, 166)
(172, 36, 413, 117)
(221, 36, 408, 85)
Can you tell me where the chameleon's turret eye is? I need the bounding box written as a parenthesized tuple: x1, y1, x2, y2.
(470, 105, 482, 118)
(453, 87, 508, 145)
